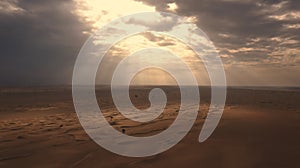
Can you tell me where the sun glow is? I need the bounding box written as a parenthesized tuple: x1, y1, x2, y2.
(167, 2, 178, 12)
(97, 32, 210, 85)
(73, 0, 155, 32)
(72, 2, 211, 85)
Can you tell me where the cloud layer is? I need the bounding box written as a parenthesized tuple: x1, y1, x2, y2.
(136, 0, 300, 85)
(138, 0, 300, 63)
(0, 0, 299, 86)
(0, 0, 89, 85)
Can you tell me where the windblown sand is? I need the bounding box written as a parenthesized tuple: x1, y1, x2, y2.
(0, 86, 299, 168)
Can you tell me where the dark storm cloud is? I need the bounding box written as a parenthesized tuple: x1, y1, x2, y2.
(136, 0, 300, 64)
(0, 0, 89, 85)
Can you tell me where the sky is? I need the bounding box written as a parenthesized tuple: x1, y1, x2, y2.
(0, 0, 300, 86)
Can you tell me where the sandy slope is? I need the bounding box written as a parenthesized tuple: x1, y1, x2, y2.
(0, 87, 299, 168)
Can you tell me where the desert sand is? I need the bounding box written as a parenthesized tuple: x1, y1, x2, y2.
(0, 86, 299, 168)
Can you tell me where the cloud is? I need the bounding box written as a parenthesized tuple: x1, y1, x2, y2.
(140, 32, 176, 46)
(125, 12, 180, 31)
(0, 0, 299, 86)
(73, 0, 155, 32)
(0, 0, 25, 14)
(0, 0, 89, 85)
(134, 0, 300, 86)
(136, 0, 300, 66)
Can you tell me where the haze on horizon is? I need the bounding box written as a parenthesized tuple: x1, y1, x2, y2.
(1, 0, 300, 86)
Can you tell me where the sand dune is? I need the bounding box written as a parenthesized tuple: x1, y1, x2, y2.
(0, 86, 299, 168)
